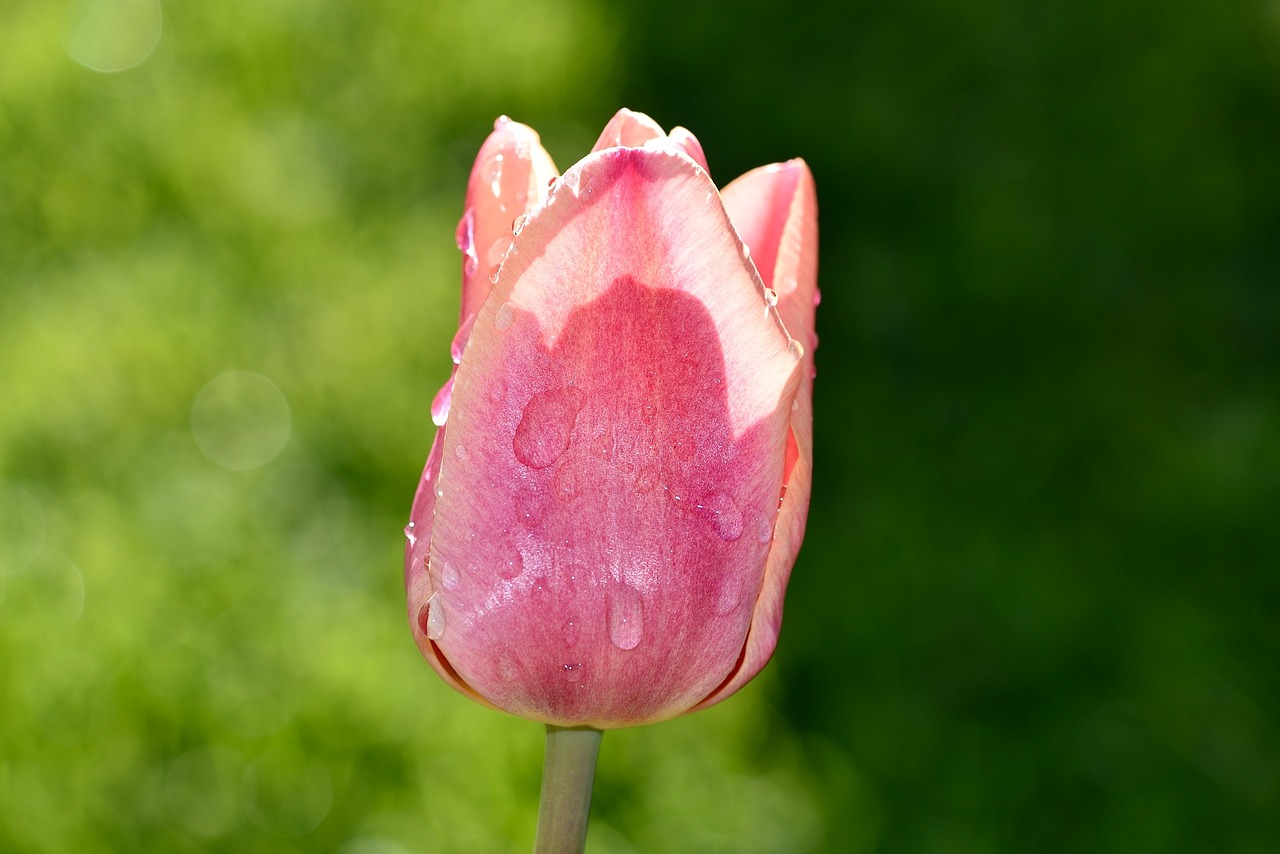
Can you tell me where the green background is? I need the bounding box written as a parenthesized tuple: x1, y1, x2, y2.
(2, 0, 1277, 850)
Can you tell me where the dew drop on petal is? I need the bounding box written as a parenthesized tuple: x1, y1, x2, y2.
(488, 380, 507, 404)
(589, 425, 614, 460)
(512, 214, 528, 235)
(764, 288, 778, 308)
(455, 208, 478, 278)
(431, 378, 453, 427)
(757, 516, 774, 544)
(441, 562, 460, 591)
(672, 434, 696, 461)
(454, 444, 468, 461)
(488, 264, 501, 285)
(420, 595, 445, 640)
(788, 338, 806, 360)
(494, 301, 514, 330)
(403, 522, 416, 546)
(488, 153, 505, 198)
(607, 582, 644, 650)
(562, 661, 583, 681)
(699, 491, 744, 541)
(495, 548, 524, 580)
(633, 464, 658, 495)
(486, 237, 512, 268)
(713, 574, 741, 615)
(512, 387, 584, 469)
(553, 463, 579, 502)
(450, 313, 476, 364)
(561, 170, 581, 197)
(514, 486, 548, 528)
(563, 618, 579, 647)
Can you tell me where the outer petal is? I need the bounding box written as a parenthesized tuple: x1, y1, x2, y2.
(457, 117, 559, 326)
(667, 126, 710, 173)
(693, 158, 818, 712)
(404, 430, 496, 708)
(426, 147, 803, 728)
(591, 108, 666, 152)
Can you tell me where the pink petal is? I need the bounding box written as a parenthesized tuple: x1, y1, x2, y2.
(427, 147, 802, 727)
(693, 158, 818, 713)
(457, 117, 559, 327)
(404, 430, 497, 709)
(668, 126, 710, 173)
(590, 108, 666, 152)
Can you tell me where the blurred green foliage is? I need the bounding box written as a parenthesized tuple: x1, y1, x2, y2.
(1, 0, 1277, 851)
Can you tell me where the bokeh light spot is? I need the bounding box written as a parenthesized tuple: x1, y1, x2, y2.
(191, 371, 291, 470)
(62, 0, 163, 73)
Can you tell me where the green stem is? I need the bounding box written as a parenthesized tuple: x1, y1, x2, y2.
(533, 725, 603, 854)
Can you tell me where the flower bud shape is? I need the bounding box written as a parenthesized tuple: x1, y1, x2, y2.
(405, 109, 818, 729)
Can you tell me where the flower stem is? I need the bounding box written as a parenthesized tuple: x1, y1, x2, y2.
(534, 725, 603, 854)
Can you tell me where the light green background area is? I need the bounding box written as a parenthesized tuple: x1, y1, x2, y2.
(3, 0, 1278, 851)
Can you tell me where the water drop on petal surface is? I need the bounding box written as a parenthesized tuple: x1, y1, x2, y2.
(607, 582, 644, 650)
(512, 386, 584, 469)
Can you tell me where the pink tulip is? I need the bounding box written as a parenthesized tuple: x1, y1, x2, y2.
(405, 109, 818, 729)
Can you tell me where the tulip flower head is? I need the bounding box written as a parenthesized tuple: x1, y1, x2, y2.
(405, 109, 817, 730)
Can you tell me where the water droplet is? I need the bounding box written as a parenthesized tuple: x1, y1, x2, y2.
(633, 464, 658, 495)
(561, 170, 581, 197)
(788, 338, 806, 360)
(554, 463, 579, 501)
(431, 377, 453, 427)
(672, 434, 696, 461)
(713, 574, 741, 615)
(562, 661, 582, 681)
(454, 444, 468, 461)
(792, 398, 800, 412)
(451, 313, 476, 364)
(486, 237, 512, 268)
(590, 426, 615, 460)
(813, 289, 823, 307)
(563, 619, 579, 647)
(488, 380, 507, 404)
(494, 115, 511, 130)
(403, 522, 416, 546)
(496, 548, 524, 580)
(512, 214, 528, 235)
(607, 582, 644, 650)
(487, 264, 501, 285)
(547, 175, 558, 189)
(420, 595, 445, 640)
(512, 386, 584, 469)
(441, 562, 460, 591)
(697, 491, 744, 541)
(435, 485, 444, 498)
(455, 208, 478, 278)
(757, 516, 774, 543)
(741, 243, 751, 260)
(764, 288, 778, 307)
(494, 301, 514, 330)
(514, 486, 548, 527)
(488, 153, 505, 198)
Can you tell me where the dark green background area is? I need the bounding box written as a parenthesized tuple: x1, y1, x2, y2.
(2, 1, 1277, 851)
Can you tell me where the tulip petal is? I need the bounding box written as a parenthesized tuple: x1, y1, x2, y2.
(458, 117, 559, 326)
(404, 429, 498, 709)
(692, 158, 818, 713)
(591, 108, 666, 152)
(667, 126, 710, 173)
(428, 146, 802, 727)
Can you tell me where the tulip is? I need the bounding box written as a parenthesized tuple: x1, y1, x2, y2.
(403, 108, 817, 849)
